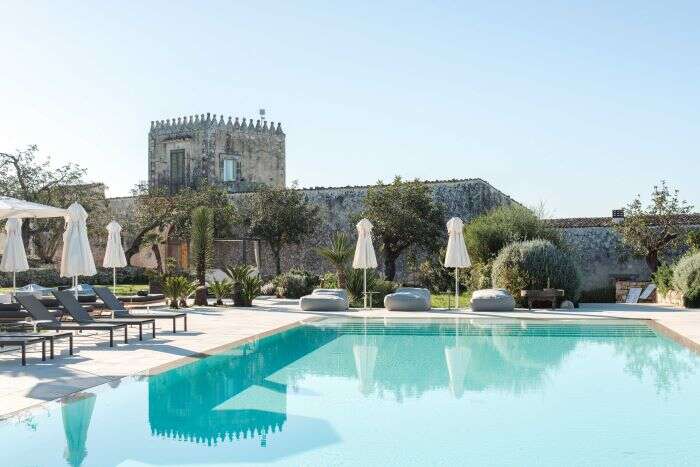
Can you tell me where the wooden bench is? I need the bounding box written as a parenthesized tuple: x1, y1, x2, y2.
(521, 289, 565, 311)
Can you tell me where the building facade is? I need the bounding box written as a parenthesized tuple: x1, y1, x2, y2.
(148, 113, 285, 193)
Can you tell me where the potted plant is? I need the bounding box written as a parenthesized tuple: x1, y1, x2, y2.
(209, 279, 233, 306)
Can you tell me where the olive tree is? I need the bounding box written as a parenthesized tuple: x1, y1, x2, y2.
(615, 181, 693, 272)
(359, 177, 444, 281)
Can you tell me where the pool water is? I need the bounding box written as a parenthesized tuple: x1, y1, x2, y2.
(2, 318, 700, 466)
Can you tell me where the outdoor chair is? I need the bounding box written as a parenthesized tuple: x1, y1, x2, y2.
(384, 287, 431, 311)
(94, 286, 187, 332)
(52, 291, 156, 341)
(299, 289, 350, 311)
(15, 294, 127, 347)
(470, 288, 515, 311)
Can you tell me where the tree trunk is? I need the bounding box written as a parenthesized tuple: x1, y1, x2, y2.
(384, 253, 397, 281)
(646, 250, 659, 273)
(194, 286, 208, 306)
(151, 244, 163, 271)
(337, 267, 348, 289)
(273, 248, 282, 275)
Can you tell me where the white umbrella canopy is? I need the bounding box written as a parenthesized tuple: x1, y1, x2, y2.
(352, 218, 378, 309)
(444, 217, 471, 309)
(60, 203, 96, 292)
(103, 221, 127, 293)
(0, 218, 29, 293)
(0, 196, 67, 219)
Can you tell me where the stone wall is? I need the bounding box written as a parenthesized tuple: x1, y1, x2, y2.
(554, 223, 698, 293)
(111, 178, 516, 279)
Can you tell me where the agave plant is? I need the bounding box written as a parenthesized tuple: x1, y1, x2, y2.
(209, 279, 233, 306)
(163, 276, 191, 309)
(240, 275, 263, 307)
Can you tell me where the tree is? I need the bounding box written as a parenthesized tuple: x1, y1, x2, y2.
(0, 145, 109, 262)
(191, 206, 214, 305)
(242, 185, 319, 275)
(120, 183, 234, 268)
(317, 231, 354, 288)
(615, 181, 694, 273)
(359, 176, 444, 280)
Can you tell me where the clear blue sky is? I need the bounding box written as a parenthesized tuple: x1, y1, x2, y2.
(1, 1, 698, 217)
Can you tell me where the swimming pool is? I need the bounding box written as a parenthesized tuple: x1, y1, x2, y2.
(1, 318, 699, 466)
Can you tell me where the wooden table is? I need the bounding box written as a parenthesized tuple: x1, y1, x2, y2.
(521, 289, 565, 311)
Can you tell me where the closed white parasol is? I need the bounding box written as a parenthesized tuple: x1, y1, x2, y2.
(102, 220, 127, 292)
(444, 217, 471, 309)
(0, 218, 29, 294)
(60, 203, 97, 295)
(352, 218, 378, 309)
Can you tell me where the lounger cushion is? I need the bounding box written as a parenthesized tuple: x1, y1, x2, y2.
(299, 289, 349, 311)
(470, 288, 515, 311)
(384, 287, 431, 311)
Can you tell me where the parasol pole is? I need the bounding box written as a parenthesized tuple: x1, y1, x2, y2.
(455, 267, 459, 309)
(363, 268, 367, 309)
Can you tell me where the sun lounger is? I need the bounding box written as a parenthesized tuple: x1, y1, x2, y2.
(15, 294, 127, 347)
(94, 287, 187, 332)
(52, 291, 156, 340)
(0, 335, 46, 365)
(0, 331, 73, 359)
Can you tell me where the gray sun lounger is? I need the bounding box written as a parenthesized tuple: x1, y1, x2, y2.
(0, 336, 46, 365)
(0, 331, 73, 359)
(94, 286, 187, 333)
(52, 291, 156, 341)
(15, 294, 127, 347)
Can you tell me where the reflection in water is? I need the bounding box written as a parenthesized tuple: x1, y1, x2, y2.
(147, 325, 338, 446)
(144, 319, 699, 451)
(61, 392, 96, 467)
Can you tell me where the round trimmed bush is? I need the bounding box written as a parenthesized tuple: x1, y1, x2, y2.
(672, 252, 700, 308)
(491, 240, 581, 302)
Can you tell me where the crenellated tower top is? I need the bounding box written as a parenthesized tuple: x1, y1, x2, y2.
(149, 113, 284, 136)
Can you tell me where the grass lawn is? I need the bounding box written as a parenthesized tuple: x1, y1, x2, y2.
(0, 283, 149, 295)
(431, 291, 472, 309)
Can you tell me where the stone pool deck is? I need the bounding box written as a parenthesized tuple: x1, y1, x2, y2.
(1, 298, 699, 418)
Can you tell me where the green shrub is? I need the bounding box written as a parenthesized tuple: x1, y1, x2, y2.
(319, 272, 339, 289)
(687, 230, 700, 252)
(672, 252, 700, 308)
(491, 239, 581, 303)
(346, 269, 396, 307)
(272, 269, 319, 299)
(464, 205, 562, 265)
(652, 263, 675, 295)
(414, 250, 468, 293)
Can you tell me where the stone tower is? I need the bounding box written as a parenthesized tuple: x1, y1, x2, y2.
(148, 113, 285, 193)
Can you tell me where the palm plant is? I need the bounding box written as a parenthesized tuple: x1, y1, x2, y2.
(317, 232, 354, 289)
(209, 279, 233, 306)
(224, 264, 255, 306)
(191, 206, 214, 305)
(163, 276, 190, 309)
(179, 280, 197, 308)
(240, 275, 263, 306)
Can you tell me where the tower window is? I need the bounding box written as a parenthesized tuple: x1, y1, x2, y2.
(223, 158, 236, 181)
(169, 149, 186, 193)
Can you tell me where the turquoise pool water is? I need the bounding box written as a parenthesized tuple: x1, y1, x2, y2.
(2, 318, 700, 466)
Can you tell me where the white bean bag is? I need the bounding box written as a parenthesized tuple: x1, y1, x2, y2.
(470, 288, 515, 311)
(384, 287, 431, 311)
(300, 289, 349, 311)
